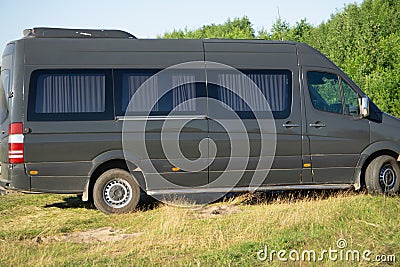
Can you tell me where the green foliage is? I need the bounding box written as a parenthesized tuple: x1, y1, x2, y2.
(161, 1, 400, 116)
(259, 18, 313, 42)
(285, 19, 313, 43)
(162, 16, 255, 39)
(269, 18, 290, 41)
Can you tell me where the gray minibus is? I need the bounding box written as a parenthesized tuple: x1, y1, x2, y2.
(1, 27, 399, 214)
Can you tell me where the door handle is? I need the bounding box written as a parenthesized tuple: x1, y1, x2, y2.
(282, 123, 300, 128)
(309, 122, 326, 128)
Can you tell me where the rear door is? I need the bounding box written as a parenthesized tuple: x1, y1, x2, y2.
(0, 69, 10, 164)
(303, 68, 370, 183)
(0, 43, 15, 165)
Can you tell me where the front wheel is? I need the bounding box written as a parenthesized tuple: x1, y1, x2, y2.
(93, 169, 140, 214)
(365, 155, 400, 195)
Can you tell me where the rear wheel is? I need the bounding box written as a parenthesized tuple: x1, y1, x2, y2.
(93, 169, 140, 214)
(365, 155, 400, 195)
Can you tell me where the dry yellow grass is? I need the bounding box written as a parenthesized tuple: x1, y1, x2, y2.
(0, 190, 398, 266)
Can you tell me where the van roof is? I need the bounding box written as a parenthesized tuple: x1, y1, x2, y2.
(22, 27, 300, 45)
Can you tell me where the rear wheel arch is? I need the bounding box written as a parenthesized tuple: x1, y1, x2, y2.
(89, 159, 129, 200)
(87, 159, 147, 214)
(82, 152, 146, 203)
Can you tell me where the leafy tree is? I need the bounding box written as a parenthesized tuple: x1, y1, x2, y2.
(269, 18, 290, 41)
(285, 19, 313, 43)
(161, 16, 254, 39)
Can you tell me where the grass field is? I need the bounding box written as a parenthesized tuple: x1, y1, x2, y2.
(0, 190, 399, 266)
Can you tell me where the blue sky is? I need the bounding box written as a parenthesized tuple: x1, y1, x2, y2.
(1, 0, 363, 53)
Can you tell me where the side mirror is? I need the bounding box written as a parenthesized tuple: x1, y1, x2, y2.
(361, 96, 370, 117)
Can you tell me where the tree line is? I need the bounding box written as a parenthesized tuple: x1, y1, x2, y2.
(161, 0, 400, 117)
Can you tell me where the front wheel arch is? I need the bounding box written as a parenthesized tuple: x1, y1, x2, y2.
(360, 149, 399, 189)
(364, 154, 400, 195)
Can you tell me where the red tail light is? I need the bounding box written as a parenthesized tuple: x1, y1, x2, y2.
(8, 122, 24, 164)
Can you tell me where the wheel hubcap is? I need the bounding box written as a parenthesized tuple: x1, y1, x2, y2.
(379, 164, 397, 191)
(103, 178, 132, 208)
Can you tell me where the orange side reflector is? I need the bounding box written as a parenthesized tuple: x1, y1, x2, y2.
(29, 170, 39, 175)
(303, 163, 311, 168)
(172, 167, 180, 172)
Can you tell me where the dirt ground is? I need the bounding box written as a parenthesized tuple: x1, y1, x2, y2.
(34, 227, 144, 244)
(192, 204, 239, 218)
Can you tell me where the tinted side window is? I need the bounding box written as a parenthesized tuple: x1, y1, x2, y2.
(121, 71, 156, 112)
(28, 70, 113, 121)
(307, 72, 343, 114)
(116, 70, 205, 116)
(212, 70, 292, 119)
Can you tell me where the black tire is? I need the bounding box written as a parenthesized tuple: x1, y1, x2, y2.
(93, 169, 140, 214)
(365, 155, 400, 195)
(76, 194, 83, 202)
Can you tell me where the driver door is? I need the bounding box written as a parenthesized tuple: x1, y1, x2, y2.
(303, 68, 370, 183)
